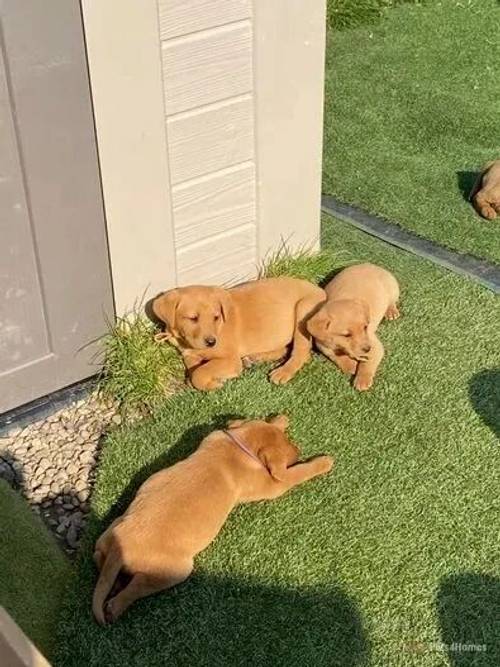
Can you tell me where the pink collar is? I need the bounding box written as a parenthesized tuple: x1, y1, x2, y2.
(222, 429, 265, 468)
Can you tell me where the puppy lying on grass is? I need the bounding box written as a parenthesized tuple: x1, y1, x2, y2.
(306, 263, 400, 391)
(152, 278, 325, 390)
(92, 415, 333, 624)
(470, 160, 500, 220)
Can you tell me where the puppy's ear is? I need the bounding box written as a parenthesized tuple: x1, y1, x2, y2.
(360, 300, 370, 325)
(258, 442, 288, 481)
(217, 289, 232, 323)
(314, 310, 331, 331)
(268, 414, 289, 432)
(152, 289, 180, 332)
(227, 418, 246, 429)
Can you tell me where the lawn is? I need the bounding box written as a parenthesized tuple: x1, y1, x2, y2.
(0, 481, 73, 662)
(55, 216, 500, 667)
(326, 0, 424, 31)
(323, 0, 500, 264)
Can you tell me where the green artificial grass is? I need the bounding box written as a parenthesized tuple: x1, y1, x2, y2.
(0, 481, 73, 661)
(98, 312, 184, 416)
(259, 243, 340, 283)
(323, 0, 500, 264)
(327, 0, 424, 31)
(56, 216, 499, 666)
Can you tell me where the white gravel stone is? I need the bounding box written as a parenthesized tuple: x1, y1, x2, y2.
(2, 389, 118, 555)
(36, 458, 50, 474)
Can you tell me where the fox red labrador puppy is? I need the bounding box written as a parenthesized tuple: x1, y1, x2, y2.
(92, 415, 333, 624)
(307, 263, 400, 391)
(152, 278, 325, 390)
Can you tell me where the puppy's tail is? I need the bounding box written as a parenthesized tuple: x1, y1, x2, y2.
(92, 543, 123, 625)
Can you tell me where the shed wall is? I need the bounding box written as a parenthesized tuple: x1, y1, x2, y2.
(82, 0, 326, 313)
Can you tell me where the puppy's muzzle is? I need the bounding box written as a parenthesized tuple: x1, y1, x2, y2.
(204, 336, 216, 347)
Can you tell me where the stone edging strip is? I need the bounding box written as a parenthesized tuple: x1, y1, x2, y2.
(322, 196, 500, 294)
(0, 377, 96, 437)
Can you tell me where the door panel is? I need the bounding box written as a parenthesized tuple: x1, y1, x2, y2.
(0, 51, 50, 372)
(0, 0, 114, 413)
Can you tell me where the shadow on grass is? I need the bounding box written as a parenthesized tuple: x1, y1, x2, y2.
(456, 170, 479, 203)
(59, 570, 370, 667)
(437, 573, 500, 666)
(469, 369, 500, 439)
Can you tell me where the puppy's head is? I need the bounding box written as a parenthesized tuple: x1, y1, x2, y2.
(307, 299, 371, 362)
(226, 414, 299, 481)
(153, 285, 231, 350)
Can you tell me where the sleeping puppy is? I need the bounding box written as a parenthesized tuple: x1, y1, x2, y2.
(152, 278, 325, 390)
(470, 160, 500, 220)
(306, 263, 400, 391)
(92, 415, 333, 624)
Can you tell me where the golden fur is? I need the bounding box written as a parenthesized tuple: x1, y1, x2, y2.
(470, 160, 500, 220)
(152, 278, 326, 390)
(306, 263, 400, 391)
(92, 415, 333, 624)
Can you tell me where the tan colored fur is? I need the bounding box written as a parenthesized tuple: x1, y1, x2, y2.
(470, 160, 500, 220)
(306, 263, 400, 391)
(152, 278, 326, 390)
(92, 416, 333, 624)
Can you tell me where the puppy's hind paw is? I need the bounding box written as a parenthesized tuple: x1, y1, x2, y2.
(242, 356, 255, 369)
(385, 304, 400, 320)
(104, 600, 117, 625)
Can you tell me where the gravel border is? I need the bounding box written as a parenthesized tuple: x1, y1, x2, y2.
(0, 391, 119, 555)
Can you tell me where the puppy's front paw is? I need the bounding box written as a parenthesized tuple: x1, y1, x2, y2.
(200, 378, 224, 391)
(190, 374, 224, 391)
(315, 455, 334, 474)
(335, 355, 357, 375)
(353, 373, 374, 392)
(269, 364, 295, 385)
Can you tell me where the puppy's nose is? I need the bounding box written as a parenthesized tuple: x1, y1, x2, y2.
(205, 336, 216, 347)
(362, 345, 371, 353)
